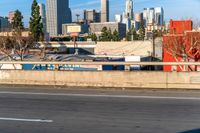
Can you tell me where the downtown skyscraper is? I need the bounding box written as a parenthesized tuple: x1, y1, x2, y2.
(154, 7, 164, 26)
(143, 7, 164, 26)
(101, 0, 109, 22)
(38, 3, 46, 34)
(125, 0, 133, 20)
(123, 0, 134, 31)
(46, 0, 72, 36)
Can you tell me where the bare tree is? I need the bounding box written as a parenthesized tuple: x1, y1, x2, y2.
(14, 34, 35, 61)
(163, 32, 200, 71)
(0, 36, 16, 60)
(193, 18, 200, 30)
(0, 34, 35, 61)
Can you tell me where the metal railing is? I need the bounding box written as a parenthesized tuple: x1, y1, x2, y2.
(0, 61, 200, 66)
(0, 61, 200, 71)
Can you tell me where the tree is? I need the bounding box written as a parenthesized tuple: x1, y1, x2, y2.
(11, 10, 24, 33)
(126, 31, 131, 41)
(132, 27, 139, 40)
(107, 28, 112, 41)
(29, 0, 43, 41)
(126, 27, 138, 41)
(100, 27, 109, 41)
(138, 20, 145, 40)
(153, 30, 165, 37)
(112, 30, 120, 41)
(0, 36, 16, 60)
(0, 35, 35, 61)
(88, 33, 98, 42)
(163, 32, 200, 71)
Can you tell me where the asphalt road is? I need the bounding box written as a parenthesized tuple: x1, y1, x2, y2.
(0, 86, 200, 133)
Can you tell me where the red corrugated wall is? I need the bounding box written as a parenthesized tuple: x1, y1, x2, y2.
(170, 20, 193, 34)
(163, 20, 194, 72)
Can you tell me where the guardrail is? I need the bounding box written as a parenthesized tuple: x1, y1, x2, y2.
(0, 61, 200, 71)
(0, 61, 200, 65)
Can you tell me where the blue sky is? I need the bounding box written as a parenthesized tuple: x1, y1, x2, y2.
(0, 0, 200, 27)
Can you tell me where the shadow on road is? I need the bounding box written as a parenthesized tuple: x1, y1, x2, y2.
(180, 129, 200, 133)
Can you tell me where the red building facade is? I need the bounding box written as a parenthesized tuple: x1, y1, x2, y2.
(163, 20, 200, 72)
(169, 20, 193, 34)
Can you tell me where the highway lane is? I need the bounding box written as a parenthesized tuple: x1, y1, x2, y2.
(0, 87, 200, 133)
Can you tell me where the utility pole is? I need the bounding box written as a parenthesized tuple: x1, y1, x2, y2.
(152, 31, 155, 58)
(152, 21, 156, 59)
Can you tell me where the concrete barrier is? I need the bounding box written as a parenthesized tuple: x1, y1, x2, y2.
(167, 72, 200, 89)
(0, 70, 200, 89)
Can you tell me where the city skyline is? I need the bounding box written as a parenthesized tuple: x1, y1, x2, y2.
(0, 0, 200, 27)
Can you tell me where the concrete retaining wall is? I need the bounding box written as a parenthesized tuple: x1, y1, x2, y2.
(0, 70, 200, 89)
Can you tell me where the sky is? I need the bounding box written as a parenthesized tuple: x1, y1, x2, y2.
(0, 0, 200, 27)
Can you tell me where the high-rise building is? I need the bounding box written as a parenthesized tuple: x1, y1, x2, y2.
(143, 7, 164, 26)
(134, 12, 143, 22)
(95, 12, 101, 23)
(125, 0, 133, 20)
(122, 16, 131, 31)
(143, 7, 165, 34)
(101, 0, 109, 22)
(0, 17, 9, 32)
(134, 12, 143, 31)
(38, 3, 46, 33)
(8, 11, 15, 23)
(154, 7, 164, 26)
(123, 0, 134, 31)
(143, 8, 155, 26)
(46, 0, 72, 36)
(84, 9, 100, 23)
(115, 14, 122, 23)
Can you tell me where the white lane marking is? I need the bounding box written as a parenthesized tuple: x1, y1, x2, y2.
(0, 91, 200, 100)
(0, 117, 53, 123)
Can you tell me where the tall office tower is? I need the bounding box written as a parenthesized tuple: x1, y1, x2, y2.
(143, 8, 155, 26)
(95, 12, 101, 22)
(154, 7, 164, 26)
(38, 3, 46, 33)
(115, 14, 122, 23)
(46, 0, 72, 36)
(84, 9, 100, 23)
(123, 0, 133, 31)
(101, 0, 109, 22)
(0, 17, 9, 32)
(143, 7, 164, 26)
(134, 12, 143, 31)
(8, 11, 15, 23)
(125, 0, 133, 20)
